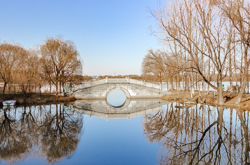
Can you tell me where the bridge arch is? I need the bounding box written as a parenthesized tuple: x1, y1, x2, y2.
(104, 86, 131, 110)
(105, 86, 131, 99)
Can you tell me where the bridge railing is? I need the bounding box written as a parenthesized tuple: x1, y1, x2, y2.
(129, 79, 161, 89)
(72, 79, 106, 91)
(73, 78, 161, 91)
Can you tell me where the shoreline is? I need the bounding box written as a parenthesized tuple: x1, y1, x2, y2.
(2, 91, 250, 110)
(161, 91, 250, 110)
(0, 93, 76, 106)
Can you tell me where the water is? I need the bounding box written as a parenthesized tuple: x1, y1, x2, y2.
(0, 101, 250, 164)
(144, 104, 250, 164)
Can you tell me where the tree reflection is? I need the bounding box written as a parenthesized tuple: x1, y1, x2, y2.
(143, 103, 250, 164)
(0, 107, 29, 164)
(38, 104, 83, 163)
(0, 104, 83, 164)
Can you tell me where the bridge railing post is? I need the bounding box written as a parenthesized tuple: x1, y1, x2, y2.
(126, 77, 130, 83)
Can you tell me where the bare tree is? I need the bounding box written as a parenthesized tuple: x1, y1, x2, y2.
(0, 43, 23, 94)
(154, 0, 234, 104)
(142, 49, 167, 87)
(221, 0, 250, 103)
(14, 48, 40, 95)
(40, 38, 82, 94)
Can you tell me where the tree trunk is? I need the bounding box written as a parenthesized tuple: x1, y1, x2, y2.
(229, 52, 233, 91)
(246, 77, 249, 94)
(189, 75, 191, 91)
(35, 83, 36, 93)
(236, 78, 247, 104)
(175, 77, 178, 90)
(177, 75, 180, 91)
(207, 58, 211, 94)
(50, 81, 52, 94)
(240, 49, 243, 86)
(56, 81, 58, 95)
(217, 79, 224, 105)
(166, 80, 169, 90)
(39, 84, 42, 96)
(235, 51, 249, 104)
(171, 76, 174, 90)
(60, 81, 62, 93)
(3, 82, 7, 94)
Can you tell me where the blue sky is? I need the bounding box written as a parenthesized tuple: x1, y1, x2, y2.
(0, 0, 163, 76)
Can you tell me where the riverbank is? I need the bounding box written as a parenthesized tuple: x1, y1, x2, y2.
(161, 91, 250, 109)
(0, 93, 76, 106)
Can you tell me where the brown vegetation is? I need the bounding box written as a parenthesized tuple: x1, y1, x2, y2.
(40, 38, 82, 94)
(0, 37, 83, 96)
(162, 91, 250, 109)
(143, 0, 250, 105)
(0, 93, 76, 105)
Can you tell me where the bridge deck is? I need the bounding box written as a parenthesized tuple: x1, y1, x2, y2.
(73, 78, 161, 92)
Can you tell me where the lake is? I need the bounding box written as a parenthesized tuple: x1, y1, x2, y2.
(0, 98, 250, 164)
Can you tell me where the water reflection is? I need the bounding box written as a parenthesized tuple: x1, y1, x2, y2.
(143, 103, 250, 164)
(1, 101, 250, 164)
(72, 99, 167, 119)
(0, 104, 83, 164)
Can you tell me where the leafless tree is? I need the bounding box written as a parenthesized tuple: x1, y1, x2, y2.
(40, 38, 82, 94)
(221, 0, 250, 103)
(142, 49, 167, 87)
(154, 0, 235, 104)
(0, 43, 24, 94)
(14, 48, 41, 95)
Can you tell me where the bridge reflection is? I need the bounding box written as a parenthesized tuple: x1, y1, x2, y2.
(72, 99, 168, 120)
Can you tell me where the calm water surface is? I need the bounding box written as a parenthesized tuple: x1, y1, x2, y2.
(0, 99, 250, 164)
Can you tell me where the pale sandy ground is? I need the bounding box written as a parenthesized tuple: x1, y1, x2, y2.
(161, 91, 250, 109)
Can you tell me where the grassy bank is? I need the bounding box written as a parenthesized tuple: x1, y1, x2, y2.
(0, 93, 76, 106)
(161, 91, 250, 110)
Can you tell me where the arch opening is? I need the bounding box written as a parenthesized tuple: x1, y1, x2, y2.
(107, 89, 127, 108)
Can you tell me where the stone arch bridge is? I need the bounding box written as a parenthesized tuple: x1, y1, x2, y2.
(71, 78, 170, 99)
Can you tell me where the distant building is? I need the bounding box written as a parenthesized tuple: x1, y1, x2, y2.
(91, 76, 99, 80)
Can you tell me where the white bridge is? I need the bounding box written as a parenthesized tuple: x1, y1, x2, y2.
(71, 78, 170, 99)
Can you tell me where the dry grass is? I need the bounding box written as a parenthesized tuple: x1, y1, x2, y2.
(161, 91, 250, 109)
(0, 93, 76, 105)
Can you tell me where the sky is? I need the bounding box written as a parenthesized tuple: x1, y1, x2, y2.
(0, 0, 164, 76)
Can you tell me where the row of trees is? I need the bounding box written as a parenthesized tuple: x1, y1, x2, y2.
(142, 0, 250, 104)
(0, 38, 82, 94)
